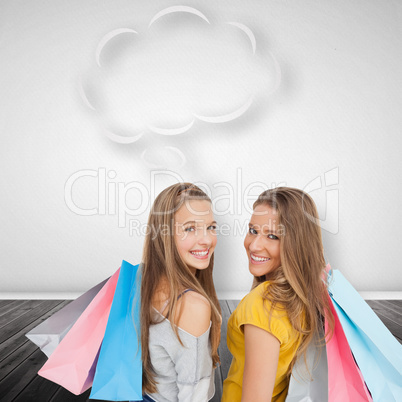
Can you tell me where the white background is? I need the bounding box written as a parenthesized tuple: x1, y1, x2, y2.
(1, 0, 402, 298)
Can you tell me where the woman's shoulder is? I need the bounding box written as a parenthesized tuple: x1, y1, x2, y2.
(234, 281, 292, 343)
(241, 281, 270, 306)
(176, 291, 211, 337)
(235, 281, 287, 322)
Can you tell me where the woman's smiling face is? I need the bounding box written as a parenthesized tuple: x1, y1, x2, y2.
(244, 204, 282, 278)
(174, 199, 217, 274)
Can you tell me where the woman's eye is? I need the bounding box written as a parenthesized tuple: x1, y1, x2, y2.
(248, 228, 257, 235)
(268, 234, 279, 240)
(208, 225, 217, 230)
(184, 226, 195, 232)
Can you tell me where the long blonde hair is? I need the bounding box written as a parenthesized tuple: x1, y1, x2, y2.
(252, 187, 334, 375)
(141, 183, 221, 393)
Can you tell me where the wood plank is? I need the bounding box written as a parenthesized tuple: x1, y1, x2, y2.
(49, 387, 91, 402)
(0, 339, 38, 381)
(0, 300, 14, 308)
(0, 300, 66, 344)
(52, 390, 130, 402)
(376, 314, 402, 343)
(0, 300, 44, 330)
(226, 299, 240, 313)
(0, 301, 71, 399)
(211, 361, 222, 402)
(365, 301, 402, 343)
(0, 298, 401, 401)
(218, 300, 232, 382)
(211, 300, 231, 402)
(387, 299, 402, 310)
(378, 300, 402, 320)
(366, 300, 402, 326)
(0, 300, 22, 315)
(12, 374, 60, 402)
(0, 347, 48, 401)
(0, 300, 29, 320)
(0, 300, 69, 361)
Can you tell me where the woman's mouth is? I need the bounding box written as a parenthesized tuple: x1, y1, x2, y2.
(250, 253, 270, 264)
(190, 249, 210, 259)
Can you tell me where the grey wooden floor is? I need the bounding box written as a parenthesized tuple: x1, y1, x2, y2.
(0, 299, 401, 402)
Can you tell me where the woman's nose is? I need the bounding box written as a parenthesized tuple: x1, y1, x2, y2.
(197, 230, 213, 246)
(249, 235, 263, 251)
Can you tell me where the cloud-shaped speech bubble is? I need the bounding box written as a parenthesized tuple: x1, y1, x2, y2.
(79, 5, 281, 166)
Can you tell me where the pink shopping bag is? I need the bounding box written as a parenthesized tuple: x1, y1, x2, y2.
(325, 294, 372, 402)
(328, 268, 402, 401)
(38, 268, 120, 395)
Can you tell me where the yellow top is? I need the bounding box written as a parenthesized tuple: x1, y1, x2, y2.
(222, 282, 302, 402)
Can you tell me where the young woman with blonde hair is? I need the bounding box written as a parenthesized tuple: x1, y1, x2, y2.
(222, 187, 334, 402)
(141, 183, 221, 402)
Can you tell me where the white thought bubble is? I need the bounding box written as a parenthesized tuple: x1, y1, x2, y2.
(79, 6, 281, 145)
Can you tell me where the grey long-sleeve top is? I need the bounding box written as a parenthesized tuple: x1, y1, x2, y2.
(145, 309, 215, 402)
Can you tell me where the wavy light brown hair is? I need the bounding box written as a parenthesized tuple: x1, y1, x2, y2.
(141, 183, 221, 394)
(252, 187, 334, 376)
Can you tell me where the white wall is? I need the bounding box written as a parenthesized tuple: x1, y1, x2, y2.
(1, 0, 402, 297)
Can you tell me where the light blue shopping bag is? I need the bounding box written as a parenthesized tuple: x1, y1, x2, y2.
(90, 260, 142, 401)
(328, 269, 402, 402)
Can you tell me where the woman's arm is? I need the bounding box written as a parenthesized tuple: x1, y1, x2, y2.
(241, 324, 280, 402)
(174, 292, 214, 402)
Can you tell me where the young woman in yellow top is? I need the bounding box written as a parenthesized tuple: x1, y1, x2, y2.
(222, 187, 335, 402)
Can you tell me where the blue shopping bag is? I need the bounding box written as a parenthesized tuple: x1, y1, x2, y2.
(90, 260, 142, 401)
(328, 269, 402, 402)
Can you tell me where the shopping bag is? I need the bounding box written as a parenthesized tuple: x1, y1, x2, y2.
(328, 269, 402, 402)
(90, 260, 142, 401)
(285, 335, 328, 402)
(38, 267, 120, 395)
(26, 278, 108, 357)
(326, 294, 372, 402)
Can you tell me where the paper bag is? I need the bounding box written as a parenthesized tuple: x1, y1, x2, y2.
(38, 268, 120, 395)
(90, 260, 142, 401)
(328, 269, 402, 402)
(26, 278, 108, 357)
